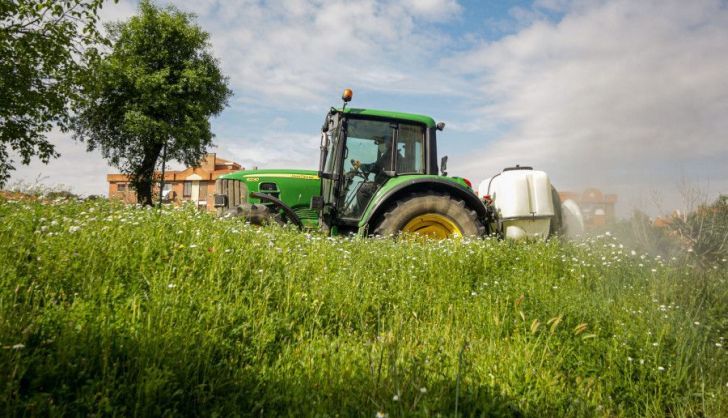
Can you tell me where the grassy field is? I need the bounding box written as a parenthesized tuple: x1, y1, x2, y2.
(0, 197, 726, 417)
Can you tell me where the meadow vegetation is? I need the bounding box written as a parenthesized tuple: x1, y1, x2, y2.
(0, 196, 726, 417)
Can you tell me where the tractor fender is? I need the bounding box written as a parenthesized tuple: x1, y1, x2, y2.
(358, 177, 489, 233)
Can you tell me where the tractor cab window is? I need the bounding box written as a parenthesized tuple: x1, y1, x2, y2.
(396, 124, 425, 174)
(339, 119, 394, 218)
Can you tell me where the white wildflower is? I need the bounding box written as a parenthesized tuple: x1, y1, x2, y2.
(392, 394, 399, 401)
(12, 343, 25, 350)
(68, 226, 80, 233)
(420, 387, 427, 394)
(657, 366, 665, 371)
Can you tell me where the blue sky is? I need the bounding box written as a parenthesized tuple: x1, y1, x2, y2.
(10, 0, 728, 216)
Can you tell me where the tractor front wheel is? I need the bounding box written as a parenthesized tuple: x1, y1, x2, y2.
(373, 194, 485, 239)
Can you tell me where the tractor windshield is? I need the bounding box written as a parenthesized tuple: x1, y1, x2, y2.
(339, 119, 393, 218)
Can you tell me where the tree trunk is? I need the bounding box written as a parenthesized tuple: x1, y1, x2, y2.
(133, 142, 163, 206)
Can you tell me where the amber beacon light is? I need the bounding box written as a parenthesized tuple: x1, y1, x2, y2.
(342, 88, 353, 102)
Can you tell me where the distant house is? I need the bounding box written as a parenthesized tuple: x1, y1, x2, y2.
(559, 188, 617, 230)
(107, 154, 242, 210)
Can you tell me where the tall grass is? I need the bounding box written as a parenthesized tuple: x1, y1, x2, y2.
(1, 197, 726, 417)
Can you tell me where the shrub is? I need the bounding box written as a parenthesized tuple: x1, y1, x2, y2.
(668, 195, 728, 267)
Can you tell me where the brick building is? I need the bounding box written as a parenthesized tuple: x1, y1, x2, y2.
(559, 188, 617, 230)
(107, 154, 242, 210)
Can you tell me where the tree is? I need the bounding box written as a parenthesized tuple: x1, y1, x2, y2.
(0, 0, 112, 187)
(73, 0, 231, 205)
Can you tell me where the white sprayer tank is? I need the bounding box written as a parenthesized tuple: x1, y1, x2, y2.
(479, 167, 555, 240)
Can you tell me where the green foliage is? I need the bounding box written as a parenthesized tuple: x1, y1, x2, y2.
(0, 0, 113, 187)
(668, 195, 728, 267)
(611, 196, 728, 269)
(73, 0, 232, 205)
(1, 198, 726, 416)
(610, 211, 685, 261)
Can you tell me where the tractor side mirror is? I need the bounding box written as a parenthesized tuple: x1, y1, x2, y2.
(440, 155, 448, 176)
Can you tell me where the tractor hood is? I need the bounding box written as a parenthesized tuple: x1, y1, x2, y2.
(217, 169, 321, 227)
(219, 168, 320, 182)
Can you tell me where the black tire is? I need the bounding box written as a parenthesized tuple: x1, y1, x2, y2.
(373, 193, 485, 237)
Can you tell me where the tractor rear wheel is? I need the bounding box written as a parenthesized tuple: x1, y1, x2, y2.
(373, 194, 485, 238)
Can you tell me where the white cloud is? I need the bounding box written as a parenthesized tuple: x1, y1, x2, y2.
(401, 0, 462, 19)
(165, 0, 465, 106)
(98, 0, 137, 22)
(450, 0, 728, 215)
(9, 131, 114, 196)
(216, 132, 320, 171)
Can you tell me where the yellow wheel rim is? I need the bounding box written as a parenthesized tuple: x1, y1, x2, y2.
(402, 214, 462, 239)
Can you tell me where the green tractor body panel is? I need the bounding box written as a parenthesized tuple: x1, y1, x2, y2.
(218, 169, 321, 228)
(341, 108, 436, 129)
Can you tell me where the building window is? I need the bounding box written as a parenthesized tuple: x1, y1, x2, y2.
(155, 182, 173, 192)
(198, 182, 208, 200)
(117, 183, 127, 192)
(183, 181, 191, 197)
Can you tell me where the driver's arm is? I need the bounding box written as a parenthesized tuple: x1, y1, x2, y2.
(360, 161, 376, 172)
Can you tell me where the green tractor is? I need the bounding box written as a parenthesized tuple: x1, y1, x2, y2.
(214, 89, 569, 239)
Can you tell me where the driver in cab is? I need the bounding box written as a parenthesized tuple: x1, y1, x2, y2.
(346, 135, 401, 214)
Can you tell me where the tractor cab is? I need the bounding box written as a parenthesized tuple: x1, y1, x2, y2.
(317, 91, 443, 234)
